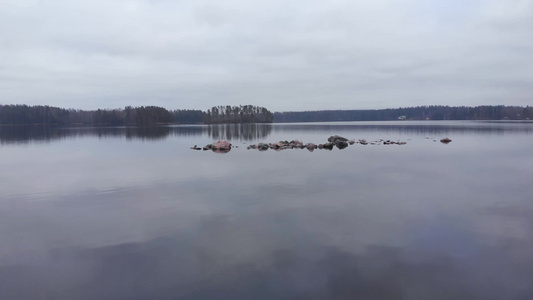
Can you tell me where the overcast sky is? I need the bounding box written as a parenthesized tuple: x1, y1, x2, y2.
(1, 0, 532, 112)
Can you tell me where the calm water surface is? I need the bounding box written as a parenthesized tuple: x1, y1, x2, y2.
(1, 121, 532, 299)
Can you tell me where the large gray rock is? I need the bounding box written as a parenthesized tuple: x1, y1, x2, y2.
(257, 143, 270, 151)
(270, 142, 285, 150)
(328, 135, 348, 143)
(335, 140, 348, 149)
(322, 142, 334, 150)
(306, 143, 317, 152)
(290, 140, 304, 148)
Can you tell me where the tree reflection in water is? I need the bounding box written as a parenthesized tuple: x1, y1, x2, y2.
(0, 124, 273, 145)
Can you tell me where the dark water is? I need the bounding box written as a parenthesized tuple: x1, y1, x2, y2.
(1, 121, 532, 300)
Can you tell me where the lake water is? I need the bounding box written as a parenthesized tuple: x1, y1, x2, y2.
(1, 121, 532, 299)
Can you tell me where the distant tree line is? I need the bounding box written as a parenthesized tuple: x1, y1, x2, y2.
(1, 104, 530, 126)
(0, 104, 273, 126)
(274, 105, 532, 122)
(0, 105, 184, 126)
(172, 109, 205, 124)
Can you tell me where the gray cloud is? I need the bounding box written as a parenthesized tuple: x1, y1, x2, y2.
(1, 0, 532, 111)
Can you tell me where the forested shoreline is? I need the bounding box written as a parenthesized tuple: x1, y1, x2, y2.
(0, 105, 272, 126)
(274, 105, 531, 122)
(0, 104, 530, 126)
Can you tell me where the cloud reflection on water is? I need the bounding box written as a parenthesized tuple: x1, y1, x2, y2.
(2, 207, 533, 300)
(1, 121, 533, 299)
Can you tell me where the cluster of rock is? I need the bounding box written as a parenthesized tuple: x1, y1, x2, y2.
(359, 139, 408, 145)
(190, 135, 451, 153)
(191, 140, 233, 153)
(246, 135, 407, 152)
(247, 140, 315, 151)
